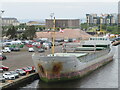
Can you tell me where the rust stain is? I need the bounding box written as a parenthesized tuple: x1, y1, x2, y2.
(38, 64, 45, 75)
(52, 62, 63, 74)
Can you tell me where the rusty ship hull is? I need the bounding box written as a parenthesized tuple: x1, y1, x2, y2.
(32, 48, 113, 82)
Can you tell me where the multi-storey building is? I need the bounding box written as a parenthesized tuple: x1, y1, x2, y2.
(46, 19, 80, 29)
(86, 14, 117, 25)
(2, 18, 20, 26)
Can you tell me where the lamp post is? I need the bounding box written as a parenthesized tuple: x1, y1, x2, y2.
(52, 17, 55, 56)
(50, 13, 56, 56)
(0, 10, 4, 50)
(50, 13, 54, 19)
(0, 10, 4, 38)
(50, 13, 55, 56)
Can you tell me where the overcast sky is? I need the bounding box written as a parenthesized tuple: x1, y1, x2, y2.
(0, 0, 119, 22)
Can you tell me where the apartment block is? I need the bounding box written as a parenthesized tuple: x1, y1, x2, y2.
(86, 14, 117, 25)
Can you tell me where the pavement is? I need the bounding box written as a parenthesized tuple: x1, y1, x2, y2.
(1, 45, 63, 71)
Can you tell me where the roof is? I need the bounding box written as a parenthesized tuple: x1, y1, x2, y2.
(46, 18, 80, 20)
(2, 18, 18, 20)
(36, 29, 92, 40)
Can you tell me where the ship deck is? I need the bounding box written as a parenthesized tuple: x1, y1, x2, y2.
(48, 53, 88, 57)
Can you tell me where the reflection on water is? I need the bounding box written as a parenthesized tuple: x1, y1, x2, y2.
(19, 46, 118, 89)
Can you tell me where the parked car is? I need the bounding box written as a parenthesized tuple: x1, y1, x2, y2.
(21, 67, 31, 73)
(2, 55, 7, 60)
(9, 47, 14, 51)
(0, 65, 9, 71)
(9, 71, 19, 78)
(9, 47, 20, 51)
(0, 68, 3, 73)
(3, 72, 15, 80)
(15, 69, 26, 76)
(13, 47, 20, 51)
(0, 56, 3, 60)
(1, 47, 11, 53)
(28, 48, 34, 52)
(0, 54, 7, 60)
(0, 74, 5, 83)
(27, 66, 35, 73)
(26, 44, 33, 47)
(38, 48, 45, 53)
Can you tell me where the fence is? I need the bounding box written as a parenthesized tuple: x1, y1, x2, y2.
(79, 49, 110, 62)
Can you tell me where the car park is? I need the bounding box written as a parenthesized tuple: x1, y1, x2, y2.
(15, 69, 26, 76)
(3, 72, 15, 80)
(9, 71, 19, 78)
(0, 65, 9, 71)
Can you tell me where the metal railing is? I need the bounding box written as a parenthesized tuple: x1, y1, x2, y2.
(79, 49, 110, 62)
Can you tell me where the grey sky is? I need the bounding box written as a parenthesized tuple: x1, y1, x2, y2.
(1, 2, 118, 21)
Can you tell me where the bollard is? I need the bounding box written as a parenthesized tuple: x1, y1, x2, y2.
(8, 80, 13, 83)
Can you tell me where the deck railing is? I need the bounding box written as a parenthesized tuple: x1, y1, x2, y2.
(79, 49, 110, 62)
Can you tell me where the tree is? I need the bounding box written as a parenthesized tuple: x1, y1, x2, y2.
(21, 33, 27, 40)
(80, 23, 89, 30)
(2, 27, 6, 37)
(6, 26, 17, 39)
(25, 25, 36, 40)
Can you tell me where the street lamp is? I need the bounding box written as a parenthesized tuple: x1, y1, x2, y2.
(1, 10, 4, 14)
(49, 13, 56, 56)
(50, 13, 54, 19)
(0, 10, 5, 41)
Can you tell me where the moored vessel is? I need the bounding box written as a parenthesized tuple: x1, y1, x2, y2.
(32, 37, 114, 82)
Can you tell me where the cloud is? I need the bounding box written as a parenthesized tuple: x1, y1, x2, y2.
(1, 2, 118, 20)
(0, 0, 119, 2)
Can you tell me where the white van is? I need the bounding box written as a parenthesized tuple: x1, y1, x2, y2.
(1, 47, 11, 53)
(28, 48, 34, 52)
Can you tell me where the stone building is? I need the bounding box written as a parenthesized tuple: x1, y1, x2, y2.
(2, 18, 20, 26)
(46, 19, 80, 29)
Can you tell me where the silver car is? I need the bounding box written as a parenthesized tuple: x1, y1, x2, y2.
(15, 69, 26, 76)
(9, 71, 19, 78)
(0, 68, 3, 73)
(3, 72, 15, 80)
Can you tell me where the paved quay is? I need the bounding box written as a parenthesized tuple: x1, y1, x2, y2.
(2, 45, 63, 71)
(0, 45, 63, 89)
(1, 73, 39, 89)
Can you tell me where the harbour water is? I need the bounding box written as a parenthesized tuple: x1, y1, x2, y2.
(19, 46, 119, 89)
